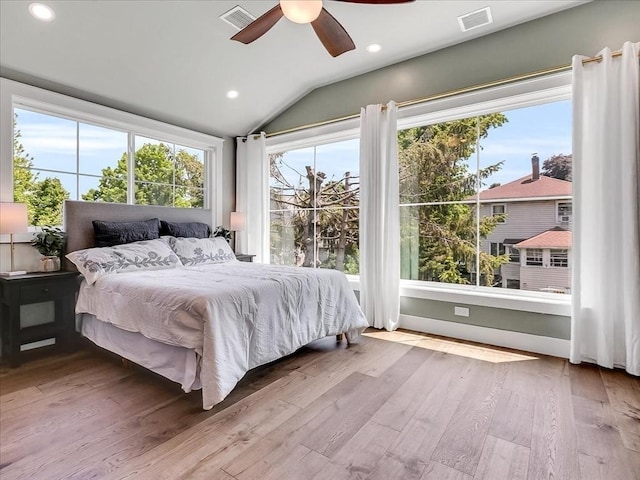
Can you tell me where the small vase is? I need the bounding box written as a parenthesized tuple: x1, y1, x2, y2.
(40, 256, 60, 272)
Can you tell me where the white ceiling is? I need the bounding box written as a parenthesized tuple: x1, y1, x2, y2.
(0, 0, 587, 138)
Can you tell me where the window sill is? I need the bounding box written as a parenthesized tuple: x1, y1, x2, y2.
(346, 276, 571, 316)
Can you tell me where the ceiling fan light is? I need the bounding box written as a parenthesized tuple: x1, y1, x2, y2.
(280, 0, 323, 24)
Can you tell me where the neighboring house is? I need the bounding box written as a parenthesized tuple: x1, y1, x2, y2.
(478, 155, 572, 293)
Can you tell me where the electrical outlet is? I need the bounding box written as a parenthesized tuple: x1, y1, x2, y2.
(454, 306, 469, 317)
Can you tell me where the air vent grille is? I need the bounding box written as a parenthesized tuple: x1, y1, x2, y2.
(457, 7, 493, 32)
(220, 5, 255, 31)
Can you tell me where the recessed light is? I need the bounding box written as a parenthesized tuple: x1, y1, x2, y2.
(28, 3, 55, 21)
(226, 90, 239, 99)
(366, 44, 382, 53)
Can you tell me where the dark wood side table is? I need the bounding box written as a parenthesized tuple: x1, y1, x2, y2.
(0, 270, 79, 367)
(235, 254, 255, 263)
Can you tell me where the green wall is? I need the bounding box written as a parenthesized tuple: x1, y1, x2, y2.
(400, 298, 570, 340)
(262, 0, 640, 135)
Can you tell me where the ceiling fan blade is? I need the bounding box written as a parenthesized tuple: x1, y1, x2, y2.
(332, 0, 415, 4)
(311, 8, 355, 57)
(231, 4, 284, 44)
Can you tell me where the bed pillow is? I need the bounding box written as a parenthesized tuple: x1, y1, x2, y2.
(92, 218, 160, 247)
(160, 220, 211, 239)
(170, 236, 236, 266)
(66, 239, 182, 285)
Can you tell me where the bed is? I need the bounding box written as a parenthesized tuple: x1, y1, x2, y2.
(63, 200, 368, 410)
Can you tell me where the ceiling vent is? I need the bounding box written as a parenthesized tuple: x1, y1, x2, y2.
(220, 5, 255, 31)
(457, 7, 493, 32)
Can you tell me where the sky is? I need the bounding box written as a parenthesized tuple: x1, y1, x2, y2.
(15, 99, 571, 202)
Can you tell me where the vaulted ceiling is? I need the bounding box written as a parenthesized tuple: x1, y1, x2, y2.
(0, 1, 587, 138)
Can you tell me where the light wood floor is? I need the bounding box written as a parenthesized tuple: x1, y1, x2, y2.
(1, 329, 639, 480)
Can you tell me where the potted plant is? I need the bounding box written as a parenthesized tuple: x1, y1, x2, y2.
(31, 226, 66, 272)
(213, 225, 231, 243)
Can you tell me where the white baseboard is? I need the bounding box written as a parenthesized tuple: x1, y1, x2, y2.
(399, 314, 570, 358)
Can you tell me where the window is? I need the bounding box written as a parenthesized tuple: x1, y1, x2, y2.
(526, 249, 544, 266)
(506, 279, 521, 289)
(399, 99, 572, 292)
(12, 107, 208, 225)
(550, 249, 568, 267)
(490, 242, 506, 256)
(491, 204, 506, 223)
(507, 246, 520, 263)
(269, 139, 360, 273)
(557, 201, 572, 223)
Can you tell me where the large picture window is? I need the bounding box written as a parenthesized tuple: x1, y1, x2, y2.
(398, 100, 572, 294)
(13, 107, 208, 226)
(266, 80, 572, 297)
(269, 139, 360, 273)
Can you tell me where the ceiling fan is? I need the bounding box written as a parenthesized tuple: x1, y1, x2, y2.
(231, 0, 415, 58)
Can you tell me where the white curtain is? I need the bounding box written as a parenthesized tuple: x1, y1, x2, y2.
(235, 133, 268, 262)
(359, 101, 400, 331)
(571, 41, 640, 376)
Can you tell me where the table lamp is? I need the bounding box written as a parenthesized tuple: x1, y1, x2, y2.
(229, 211, 246, 253)
(0, 202, 28, 276)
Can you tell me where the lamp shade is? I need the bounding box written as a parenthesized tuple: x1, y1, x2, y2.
(0, 202, 28, 234)
(230, 212, 246, 232)
(280, 0, 322, 24)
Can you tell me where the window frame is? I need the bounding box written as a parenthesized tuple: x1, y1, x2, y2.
(266, 71, 572, 315)
(556, 200, 572, 224)
(549, 248, 569, 267)
(525, 248, 544, 266)
(491, 204, 507, 223)
(1, 78, 224, 236)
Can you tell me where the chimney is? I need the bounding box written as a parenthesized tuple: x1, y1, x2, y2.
(531, 153, 540, 181)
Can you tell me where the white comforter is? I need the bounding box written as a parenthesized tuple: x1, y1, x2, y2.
(75, 262, 368, 409)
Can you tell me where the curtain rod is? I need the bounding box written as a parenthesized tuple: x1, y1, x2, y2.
(263, 48, 637, 139)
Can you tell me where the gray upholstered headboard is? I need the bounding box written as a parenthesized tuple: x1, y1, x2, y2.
(63, 200, 213, 269)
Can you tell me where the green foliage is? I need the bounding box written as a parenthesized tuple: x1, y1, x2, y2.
(542, 153, 572, 181)
(83, 143, 204, 208)
(31, 225, 66, 257)
(398, 113, 510, 286)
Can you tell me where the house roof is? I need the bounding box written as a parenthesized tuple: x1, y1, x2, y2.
(514, 227, 572, 249)
(478, 175, 572, 201)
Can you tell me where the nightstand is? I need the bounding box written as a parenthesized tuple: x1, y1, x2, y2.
(235, 254, 255, 263)
(0, 271, 79, 367)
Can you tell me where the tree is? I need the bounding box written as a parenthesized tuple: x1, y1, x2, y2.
(542, 153, 572, 181)
(269, 154, 359, 273)
(83, 143, 204, 207)
(398, 113, 510, 285)
(30, 178, 69, 226)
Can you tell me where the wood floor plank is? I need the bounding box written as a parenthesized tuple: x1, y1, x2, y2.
(527, 359, 581, 480)
(370, 349, 440, 432)
(569, 363, 609, 402)
(430, 362, 507, 476)
(419, 461, 472, 480)
(300, 347, 431, 458)
(473, 435, 529, 480)
(381, 358, 475, 473)
(330, 420, 399, 478)
(573, 394, 639, 480)
(600, 367, 640, 453)
(367, 452, 425, 480)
